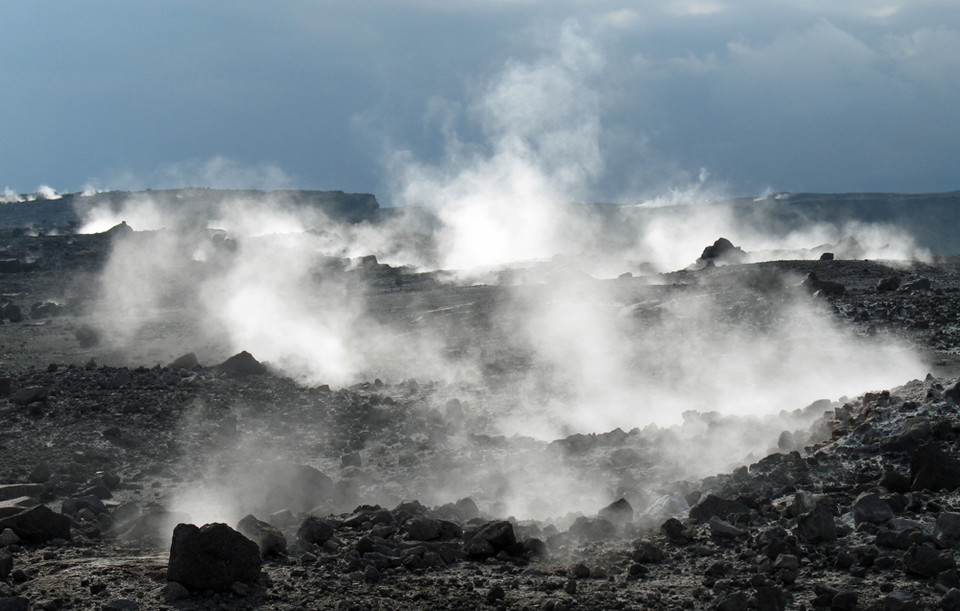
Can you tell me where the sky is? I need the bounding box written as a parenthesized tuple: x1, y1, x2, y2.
(1, 1, 958, 203)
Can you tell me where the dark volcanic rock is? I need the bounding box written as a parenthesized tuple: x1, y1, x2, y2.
(877, 275, 901, 292)
(236, 515, 287, 558)
(214, 351, 267, 376)
(698, 238, 746, 264)
(406, 515, 443, 541)
(902, 277, 931, 292)
(937, 512, 960, 543)
(0, 597, 29, 611)
(903, 543, 956, 578)
(800, 272, 846, 296)
(852, 492, 894, 525)
(569, 516, 617, 540)
(0, 504, 70, 543)
(9, 387, 46, 406)
(168, 352, 199, 369)
(166, 523, 261, 592)
(795, 504, 837, 543)
(260, 463, 334, 513)
(0, 484, 45, 502)
(688, 494, 749, 523)
(471, 521, 516, 554)
(0, 550, 11, 580)
(910, 443, 960, 491)
(598, 498, 634, 526)
(296, 516, 334, 545)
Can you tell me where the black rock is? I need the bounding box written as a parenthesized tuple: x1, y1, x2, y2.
(214, 351, 267, 376)
(598, 498, 633, 526)
(0, 597, 29, 611)
(236, 515, 287, 557)
(831, 591, 858, 611)
(688, 494, 750, 523)
(569, 516, 616, 540)
(852, 492, 894, 525)
(472, 520, 516, 552)
(632, 540, 666, 563)
(698, 238, 746, 264)
(0, 550, 11, 580)
(910, 443, 960, 491)
(168, 352, 199, 369)
(166, 523, 261, 592)
(660, 517, 688, 543)
(945, 381, 960, 405)
(942, 589, 960, 611)
(754, 585, 787, 611)
(903, 277, 931, 292)
(715, 591, 749, 611)
(296, 516, 334, 545)
(937, 512, 960, 543)
(406, 516, 443, 541)
(259, 462, 334, 514)
(800, 272, 846, 297)
(877, 275, 901, 292)
(795, 504, 837, 543)
(9, 387, 47, 406)
(903, 543, 956, 578)
(0, 504, 70, 543)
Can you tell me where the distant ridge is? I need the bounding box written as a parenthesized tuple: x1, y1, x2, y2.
(0, 188, 380, 233)
(1, 188, 958, 255)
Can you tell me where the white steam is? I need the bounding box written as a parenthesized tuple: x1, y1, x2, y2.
(1, 187, 24, 204)
(77, 21, 935, 523)
(390, 21, 605, 272)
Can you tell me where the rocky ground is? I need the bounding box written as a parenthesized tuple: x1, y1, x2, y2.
(3, 228, 960, 610)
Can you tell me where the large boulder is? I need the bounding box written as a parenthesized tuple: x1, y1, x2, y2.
(0, 504, 70, 543)
(166, 523, 261, 592)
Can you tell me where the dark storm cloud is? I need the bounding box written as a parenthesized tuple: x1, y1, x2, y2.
(0, 1, 957, 197)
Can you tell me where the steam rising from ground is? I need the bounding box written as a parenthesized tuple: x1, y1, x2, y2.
(78, 21, 931, 523)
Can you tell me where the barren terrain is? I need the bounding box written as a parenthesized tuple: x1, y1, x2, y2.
(3, 193, 960, 610)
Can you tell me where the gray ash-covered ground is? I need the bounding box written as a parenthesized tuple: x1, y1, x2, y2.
(4, 227, 960, 609)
